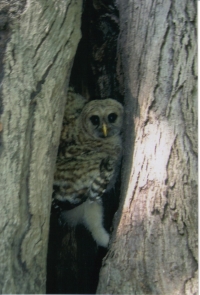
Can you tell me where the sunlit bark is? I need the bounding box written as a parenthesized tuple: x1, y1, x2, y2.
(97, 0, 197, 294)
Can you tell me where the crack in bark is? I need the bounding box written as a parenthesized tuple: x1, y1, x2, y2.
(59, 0, 72, 30)
(183, 224, 198, 292)
(64, 24, 75, 49)
(14, 101, 36, 272)
(191, 56, 197, 79)
(128, 170, 140, 210)
(31, 49, 61, 102)
(33, 18, 57, 60)
(184, 0, 196, 23)
(14, 46, 61, 274)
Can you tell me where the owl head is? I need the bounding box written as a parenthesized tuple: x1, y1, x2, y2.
(80, 99, 123, 139)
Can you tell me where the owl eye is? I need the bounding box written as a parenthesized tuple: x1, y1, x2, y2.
(90, 115, 100, 126)
(108, 113, 117, 123)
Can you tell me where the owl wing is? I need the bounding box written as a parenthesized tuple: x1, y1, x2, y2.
(88, 156, 116, 201)
(58, 89, 88, 156)
(52, 154, 117, 216)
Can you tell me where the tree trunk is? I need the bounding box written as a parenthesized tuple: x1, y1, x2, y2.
(0, 1, 82, 293)
(97, 0, 198, 294)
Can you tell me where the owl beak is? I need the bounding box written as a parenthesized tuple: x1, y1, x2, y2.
(102, 123, 108, 137)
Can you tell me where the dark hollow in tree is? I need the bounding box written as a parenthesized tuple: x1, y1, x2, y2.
(46, 1, 124, 293)
(0, 0, 196, 294)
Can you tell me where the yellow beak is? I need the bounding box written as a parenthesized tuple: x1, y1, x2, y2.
(102, 123, 108, 137)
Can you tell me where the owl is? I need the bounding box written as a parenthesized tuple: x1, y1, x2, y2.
(53, 89, 123, 248)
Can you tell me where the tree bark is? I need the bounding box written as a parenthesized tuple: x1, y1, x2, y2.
(0, 1, 82, 293)
(97, 0, 198, 294)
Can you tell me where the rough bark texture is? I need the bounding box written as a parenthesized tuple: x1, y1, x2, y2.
(0, 0, 82, 293)
(97, 0, 197, 294)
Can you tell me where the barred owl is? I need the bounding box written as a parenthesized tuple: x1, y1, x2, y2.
(53, 89, 123, 248)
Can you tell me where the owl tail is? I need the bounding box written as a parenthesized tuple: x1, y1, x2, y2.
(82, 199, 110, 248)
(61, 199, 109, 247)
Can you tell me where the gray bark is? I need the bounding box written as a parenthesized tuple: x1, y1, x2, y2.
(0, 0, 82, 293)
(97, 0, 198, 294)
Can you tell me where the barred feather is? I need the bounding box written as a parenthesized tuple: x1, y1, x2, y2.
(53, 89, 123, 247)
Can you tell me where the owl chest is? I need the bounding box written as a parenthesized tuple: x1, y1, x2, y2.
(56, 149, 114, 184)
(64, 152, 108, 181)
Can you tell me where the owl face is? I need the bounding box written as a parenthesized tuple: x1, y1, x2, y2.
(80, 99, 123, 139)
